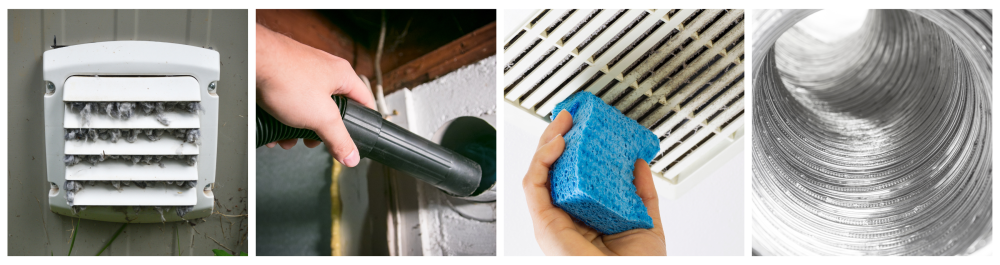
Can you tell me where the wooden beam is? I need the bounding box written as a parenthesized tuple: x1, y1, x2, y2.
(381, 22, 496, 94)
(256, 10, 374, 77)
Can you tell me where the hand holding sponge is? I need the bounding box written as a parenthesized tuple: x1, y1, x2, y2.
(549, 92, 660, 235)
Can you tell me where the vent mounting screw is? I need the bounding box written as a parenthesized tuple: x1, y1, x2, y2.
(208, 81, 217, 92)
(46, 81, 55, 94)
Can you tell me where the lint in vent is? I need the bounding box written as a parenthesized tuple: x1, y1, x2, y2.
(43, 41, 220, 222)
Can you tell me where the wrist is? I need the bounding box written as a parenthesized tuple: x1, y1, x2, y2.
(255, 24, 277, 88)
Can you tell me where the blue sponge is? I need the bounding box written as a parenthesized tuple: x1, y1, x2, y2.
(549, 92, 660, 235)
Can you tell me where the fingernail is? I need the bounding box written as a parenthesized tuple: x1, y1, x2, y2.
(342, 149, 360, 167)
(548, 133, 562, 144)
(554, 109, 567, 119)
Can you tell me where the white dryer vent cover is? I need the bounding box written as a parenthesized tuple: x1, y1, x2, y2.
(43, 41, 220, 222)
(504, 9, 745, 194)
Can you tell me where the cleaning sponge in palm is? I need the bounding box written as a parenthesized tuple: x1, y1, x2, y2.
(549, 91, 660, 235)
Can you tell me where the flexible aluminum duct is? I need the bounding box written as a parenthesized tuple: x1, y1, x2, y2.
(752, 10, 992, 255)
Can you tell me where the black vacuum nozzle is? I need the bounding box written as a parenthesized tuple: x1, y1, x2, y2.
(256, 96, 486, 197)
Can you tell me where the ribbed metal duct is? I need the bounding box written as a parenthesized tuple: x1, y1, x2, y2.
(752, 9, 992, 255)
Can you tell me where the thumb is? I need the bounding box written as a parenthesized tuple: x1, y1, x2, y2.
(310, 98, 361, 167)
(330, 62, 377, 111)
(633, 159, 663, 238)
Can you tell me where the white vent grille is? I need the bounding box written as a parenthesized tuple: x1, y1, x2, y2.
(504, 9, 744, 188)
(44, 41, 220, 222)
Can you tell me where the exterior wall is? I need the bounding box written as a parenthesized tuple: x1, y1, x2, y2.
(7, 9, 249, 256)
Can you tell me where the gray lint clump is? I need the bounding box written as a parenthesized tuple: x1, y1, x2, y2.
(67, 101, 200, 126)
(64, 154, 198, 167)
(65, 128, 199, 144)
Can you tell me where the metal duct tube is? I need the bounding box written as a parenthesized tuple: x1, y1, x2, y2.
(256, 96, 485, 197)
(752, 10, 991, 255)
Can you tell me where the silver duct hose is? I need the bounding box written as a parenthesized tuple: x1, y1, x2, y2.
(752, 10, 992, 255)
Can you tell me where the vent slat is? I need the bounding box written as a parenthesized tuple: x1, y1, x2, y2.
(66, 138, 199, 155)
(594, 79, 620, 98)
(531, 70, 606, 117)
(592, 11, 651, 62)
(519, 55, 574, 104)
(576, 72, 605, 93)
(637, 102, 664, 124)
(707, 90, 744, 123)
(63, 77, 201, 101)
(575, 9, 628, 53)
(609, 19, 663, 67)
(608, 87, 635, 107)
(649, 110, 676, 132)
(680, 9, 706, 29)
(666, 9, 681, 20)
(66, 160, 198, 181)
(624, 28, 679, 78)
(543, 9, 578, 37)
(504, 46, 557, 96)
(576, 9, 644, 58)
(680, 61, 734, 108)
(63, 107, 200, 129)
(532, 63, 589, 111)
(558, 10, 622, 51)
(719, 108, 744, 131)
(505, 38, 541, 73)
(504, 29, 526, 51)
(528, 9, 551, 28)
(72, 185, 197, 206)
(694, 71, 744, 115)
(558, 9, 603, 46)
(663, 132, 716, 172)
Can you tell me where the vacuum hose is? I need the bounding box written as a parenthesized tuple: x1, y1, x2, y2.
(256, 96, 485, 197)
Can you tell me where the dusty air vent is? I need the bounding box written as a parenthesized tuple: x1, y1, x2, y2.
(504, 9, 744, 193)
(43, 41, 220, 222)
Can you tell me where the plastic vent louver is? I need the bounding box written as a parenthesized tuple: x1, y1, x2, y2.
(43, 41, 220, 222)
(504, 9, 744, 196)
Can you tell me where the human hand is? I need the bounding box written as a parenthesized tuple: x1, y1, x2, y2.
(255, 24, 377, 167)
(522, 109, 666, 256)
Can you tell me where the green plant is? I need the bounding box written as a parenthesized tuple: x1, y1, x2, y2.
(212, 249, 247, 256)
(95, 223, 128, 256)
(67, 218, 80, 256)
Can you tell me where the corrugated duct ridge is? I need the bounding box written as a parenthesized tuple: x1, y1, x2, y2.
(752, 10, 991, 255)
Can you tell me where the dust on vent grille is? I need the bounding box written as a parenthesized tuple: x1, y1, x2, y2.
(504, 9, 744, 181)
(60, 77, 202, 217)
